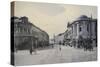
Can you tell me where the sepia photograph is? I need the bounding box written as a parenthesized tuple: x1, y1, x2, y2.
(11, 1, 97, 66)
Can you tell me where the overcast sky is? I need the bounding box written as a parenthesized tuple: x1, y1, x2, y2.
(14, 1, 97, 39)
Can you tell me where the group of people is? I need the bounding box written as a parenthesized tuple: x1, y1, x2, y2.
(72, 39, 94, 51)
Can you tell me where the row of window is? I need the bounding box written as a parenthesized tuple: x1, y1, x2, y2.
(14, 27, 31, 34)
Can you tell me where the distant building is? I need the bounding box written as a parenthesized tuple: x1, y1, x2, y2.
(64, 15, 97, 47)
(64, 23, 72, 46)
(49, 39, 54, 45)
(54, 33, 65, 45)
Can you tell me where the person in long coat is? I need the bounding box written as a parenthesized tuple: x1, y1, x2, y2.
(30, 48, 33, 55)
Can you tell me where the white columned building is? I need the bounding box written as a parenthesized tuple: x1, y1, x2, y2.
(65, 15, 97, 47)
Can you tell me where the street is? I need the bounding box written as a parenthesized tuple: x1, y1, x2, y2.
(15, 45, 97, 66)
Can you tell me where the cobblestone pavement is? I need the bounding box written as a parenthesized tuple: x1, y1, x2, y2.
(15, 45, 97, 66)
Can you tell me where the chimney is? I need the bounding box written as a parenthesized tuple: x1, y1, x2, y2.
(20, 16, 28, 23)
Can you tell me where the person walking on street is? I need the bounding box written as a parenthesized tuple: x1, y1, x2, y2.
(30, 48, 33, 55)
(59, 41, 61, 51)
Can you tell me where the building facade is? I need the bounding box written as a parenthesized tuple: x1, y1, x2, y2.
(65, 15, 97, 48)
(54, 33, 65, 45)
(11, 16, 49, 51)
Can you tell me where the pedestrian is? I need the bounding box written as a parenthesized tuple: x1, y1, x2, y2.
(59, 41, 62, 51)
(30, 48, 33, 55)
(59, 47, 61, 51)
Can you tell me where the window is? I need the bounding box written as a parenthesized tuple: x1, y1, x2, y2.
(75, 24, 77, 36)
(72, 26, 73, 34)
(79, 27, 81, 32)
(87, 24, 89, 32)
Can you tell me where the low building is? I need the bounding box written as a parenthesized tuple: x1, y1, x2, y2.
(54, 33, 65, 45)
(64, 23, 72, 46)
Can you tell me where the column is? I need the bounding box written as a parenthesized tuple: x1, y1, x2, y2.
(76, 22, 79, 47)
(73, 24, 76, 39)
(77, 22, 79, 39)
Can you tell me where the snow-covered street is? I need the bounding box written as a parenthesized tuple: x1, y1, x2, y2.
(15, 45, 97, 66)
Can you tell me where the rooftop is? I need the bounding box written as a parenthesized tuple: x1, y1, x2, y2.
(76, 15, 89, 21)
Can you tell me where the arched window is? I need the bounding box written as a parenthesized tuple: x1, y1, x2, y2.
(79, 26, 82, 32)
